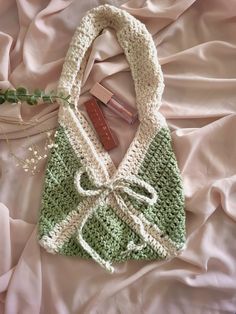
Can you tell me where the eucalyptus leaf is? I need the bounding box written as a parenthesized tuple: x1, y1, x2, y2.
(16, 87, 28, 101)
(7, 96, 17, 103)
(0, 95, 5, 104)
(5, 89, 15, 96)
(34, 89, 43, 97)
(27, 95, 37, 105)
(5, 90, 17, 103)
(16, 87, 27, 95)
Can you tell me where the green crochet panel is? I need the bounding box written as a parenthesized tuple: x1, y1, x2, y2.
(38, 125, 185, 262)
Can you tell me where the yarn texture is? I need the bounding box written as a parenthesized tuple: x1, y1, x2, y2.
(38, 4, 186, 273)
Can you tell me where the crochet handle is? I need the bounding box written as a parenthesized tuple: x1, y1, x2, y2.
(57, 4, 164, 120)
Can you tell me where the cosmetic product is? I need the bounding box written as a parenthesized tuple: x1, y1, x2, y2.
(84, 98, 118, 151)
(90, 83, 138, 124)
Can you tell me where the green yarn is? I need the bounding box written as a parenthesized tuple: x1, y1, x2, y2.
(38, 124, 186, 263)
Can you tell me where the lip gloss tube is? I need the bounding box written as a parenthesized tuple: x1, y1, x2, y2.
(90, 82, 138, 124)
(84, 98, 118, 151)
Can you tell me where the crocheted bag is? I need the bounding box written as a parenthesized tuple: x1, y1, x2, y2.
(38, 4, 186, 273)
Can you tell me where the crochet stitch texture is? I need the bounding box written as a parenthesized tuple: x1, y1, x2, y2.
(38, 4, 186, 273)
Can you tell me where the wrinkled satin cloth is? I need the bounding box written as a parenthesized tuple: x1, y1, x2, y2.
(0, 0, 236, 313)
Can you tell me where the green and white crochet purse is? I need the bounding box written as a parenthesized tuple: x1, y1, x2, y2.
(38, 4, 186, 273)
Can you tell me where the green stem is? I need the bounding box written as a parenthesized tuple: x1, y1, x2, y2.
(0, 91, 74, 107)
(29, 94, 73, 105)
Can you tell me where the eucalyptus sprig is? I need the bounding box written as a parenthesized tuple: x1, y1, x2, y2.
(0, 87, 73, 107)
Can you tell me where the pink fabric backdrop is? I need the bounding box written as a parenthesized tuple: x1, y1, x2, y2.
(0, 0, 236, 313)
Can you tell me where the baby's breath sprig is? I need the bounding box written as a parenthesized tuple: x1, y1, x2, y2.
(0, 87, 73, 107)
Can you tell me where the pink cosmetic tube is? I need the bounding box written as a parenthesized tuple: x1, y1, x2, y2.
(90, 83, 138, 124)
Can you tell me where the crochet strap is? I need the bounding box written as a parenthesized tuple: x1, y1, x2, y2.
(57, 4, 164, 121)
